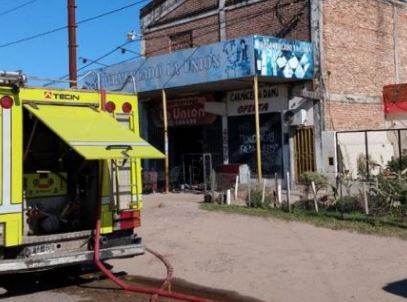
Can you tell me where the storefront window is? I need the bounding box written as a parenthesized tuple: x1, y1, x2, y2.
(228, 113, 283, 178)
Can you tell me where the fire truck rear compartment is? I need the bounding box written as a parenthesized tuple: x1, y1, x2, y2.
(23, 108, 99, 236)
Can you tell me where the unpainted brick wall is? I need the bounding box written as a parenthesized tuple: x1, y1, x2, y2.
(225, 0, 310, 41)
(160, 0, 218, 22)
(323, 0, 407, 130)
(399, 9, 407, 83)
(143, 0, 311, 56)
(324, 102, 385, 131)
(144, 15, 220, 56)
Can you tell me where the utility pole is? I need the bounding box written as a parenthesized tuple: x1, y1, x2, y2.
(68, 0, 77, 88)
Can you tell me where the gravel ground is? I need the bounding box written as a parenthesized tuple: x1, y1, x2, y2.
(110, 193, 407, 302)
(1, 192, 406, 301)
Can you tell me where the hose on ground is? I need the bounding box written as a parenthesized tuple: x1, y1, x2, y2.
(93, 162, 214, 302)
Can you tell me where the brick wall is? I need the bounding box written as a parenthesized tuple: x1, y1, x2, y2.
(160, 0, 218, 22)
(142, 0, 311, 57)
(324, 102, 384, 131)
(143, 15, 220, 56)
(225, 0, 310, 41)
(323, 0, 407, 130)
(399, 9, 407, 83)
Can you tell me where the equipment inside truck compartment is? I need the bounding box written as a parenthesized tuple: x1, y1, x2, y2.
(23, 109, 98, 235)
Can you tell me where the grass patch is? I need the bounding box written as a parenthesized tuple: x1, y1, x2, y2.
(200, 203, 407, 240)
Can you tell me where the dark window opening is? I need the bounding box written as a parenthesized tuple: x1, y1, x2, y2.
(169, 31, 193, 52)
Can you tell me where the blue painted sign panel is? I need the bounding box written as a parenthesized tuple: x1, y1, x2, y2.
(86, 35, 314, 92)
(254, 35, 314, 79)
(91, 36, 254, 93)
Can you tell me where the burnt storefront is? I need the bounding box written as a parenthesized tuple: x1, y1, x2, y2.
(147, 95, 223, 187)
(87, 35, 315, 190)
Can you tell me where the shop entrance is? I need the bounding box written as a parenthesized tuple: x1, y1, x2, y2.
(169, 126, 205, 189)
(293, 126, 316, 182)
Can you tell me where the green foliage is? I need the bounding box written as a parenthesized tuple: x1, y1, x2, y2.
(357, 153, 376, 179)
(328, 196, 362, 213)
(201, 203, 407, 240)
(369, 174, 407, 218)
(299, 171, 328, 194)
(387, 154, 407, 173)
(246, 189, 272, 209)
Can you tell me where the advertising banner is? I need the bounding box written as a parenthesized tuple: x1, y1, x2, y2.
(88, 36, 254, 93)
(85, 35, 314, 92)
(254, 35, 314, 79)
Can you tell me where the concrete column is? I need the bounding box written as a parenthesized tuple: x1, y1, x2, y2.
(393, 4, 400, 84)
(219, 0, 227, 41)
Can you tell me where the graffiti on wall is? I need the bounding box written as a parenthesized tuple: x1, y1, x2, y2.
(228, 113, 283, 177)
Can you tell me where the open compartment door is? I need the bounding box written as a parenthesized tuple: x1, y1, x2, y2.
(23, 104, 164, 160)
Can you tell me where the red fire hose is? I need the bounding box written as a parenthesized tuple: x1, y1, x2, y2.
(93, 164, 213, 302)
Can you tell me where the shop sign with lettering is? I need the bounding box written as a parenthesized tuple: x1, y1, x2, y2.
(226, 86, 288, 116)
(84, 35, 313, 92)
(153, 96, 217, 127)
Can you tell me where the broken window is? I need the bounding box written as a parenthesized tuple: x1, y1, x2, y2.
(169, 31, 193, 52)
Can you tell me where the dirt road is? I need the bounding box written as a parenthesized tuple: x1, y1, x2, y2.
(1, 193, 406, 301)
(110, 193, 407, 302)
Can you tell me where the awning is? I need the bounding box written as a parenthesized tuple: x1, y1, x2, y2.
(24, 104, 164, 160)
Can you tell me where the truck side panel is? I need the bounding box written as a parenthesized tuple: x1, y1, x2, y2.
(0, 88, 23, 246)
(11, 93, 22, 205)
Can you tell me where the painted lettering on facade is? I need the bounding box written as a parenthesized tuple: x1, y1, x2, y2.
(153, 96, 217, 127)
(226, 85, 288, 116)
(86, 35, 314, 93)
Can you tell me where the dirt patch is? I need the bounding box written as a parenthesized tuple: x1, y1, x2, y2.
(110, 193, 407, 302)
(0, 267, 261, 302)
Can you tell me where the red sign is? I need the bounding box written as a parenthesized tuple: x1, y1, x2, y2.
(154, 96, 217, 127)
(383, 83, 407, 115)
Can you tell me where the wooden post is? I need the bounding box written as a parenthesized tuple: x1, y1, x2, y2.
(365, 131, 370, 180)
(362, 182, 369, 215)
(234, 175, 239, 201)
(286, 171, 291, 212)
(277, 183, 282, 205)
(253, 76, 262, 181)
(261, 179, 266, 204)
(248, 170, 252, 207)
(274, 173, 278, 207)
(311, 181, 319, 213)
(162, 89, 169, 194)
(339, 176, 344, 219)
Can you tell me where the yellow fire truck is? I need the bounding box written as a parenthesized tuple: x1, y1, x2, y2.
(0, 71, 164, 273)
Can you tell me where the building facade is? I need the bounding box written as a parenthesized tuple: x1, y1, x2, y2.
(87, 0, 407, 188)
(137, 0, 317, 186)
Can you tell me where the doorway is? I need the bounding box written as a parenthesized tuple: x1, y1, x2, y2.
(293, 127, 316, 182)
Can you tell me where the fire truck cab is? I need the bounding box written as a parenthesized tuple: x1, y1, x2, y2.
(0, 71, 164, 273)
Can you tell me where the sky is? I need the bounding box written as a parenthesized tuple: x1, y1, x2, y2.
(0, 0, 151, 86)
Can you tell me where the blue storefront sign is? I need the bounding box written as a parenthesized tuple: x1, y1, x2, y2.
(254, 35, 314, 79)
(86, 35, 313, 93)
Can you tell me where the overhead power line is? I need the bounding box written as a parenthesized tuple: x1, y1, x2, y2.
(0, 0, 38, 17)
(0, 0, 150, 48)
(76, 0, 149, 25)
(42, 0, 307, 86)
(42, 40, 137, 87)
